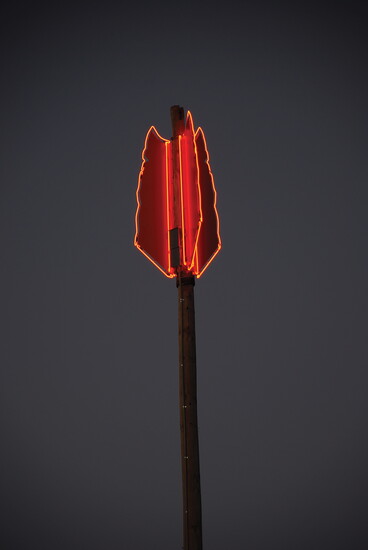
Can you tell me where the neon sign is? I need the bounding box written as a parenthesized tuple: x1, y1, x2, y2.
(134, 110, 221, 277)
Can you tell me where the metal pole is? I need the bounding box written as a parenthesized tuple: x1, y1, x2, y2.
(170, 105, 202, 550)
(177, 273, 202, 550)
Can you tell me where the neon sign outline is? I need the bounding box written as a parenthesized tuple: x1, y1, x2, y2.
(134, 112, 221, 278)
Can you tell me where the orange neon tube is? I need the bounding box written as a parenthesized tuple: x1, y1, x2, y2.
(134, 111, 221, 278)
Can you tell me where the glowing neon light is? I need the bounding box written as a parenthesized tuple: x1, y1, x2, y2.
(134, 111, 221, 278)
(194, 126, 221, 278)
(188, 112, 203, 272)
(180, 112, 203, 270)
(134, 126, 175, 278)
(165, 141, 172, 273)
(179, 134, 186, 265)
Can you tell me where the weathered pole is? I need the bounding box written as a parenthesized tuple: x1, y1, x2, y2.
(177, 273, 202, 550)
(171, 105, 203, 550)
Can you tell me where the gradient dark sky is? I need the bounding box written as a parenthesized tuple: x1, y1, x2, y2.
(1, 2, 367, 549)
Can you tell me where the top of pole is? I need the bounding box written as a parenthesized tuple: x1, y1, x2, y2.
(170, 105, 185, 138)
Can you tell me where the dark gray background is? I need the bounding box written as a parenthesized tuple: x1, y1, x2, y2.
(1, 1, 367, 549)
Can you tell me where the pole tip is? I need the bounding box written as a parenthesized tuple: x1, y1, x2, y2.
(170, 105, 185, 137)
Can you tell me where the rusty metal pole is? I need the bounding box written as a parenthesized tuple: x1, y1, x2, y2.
(171, 105, 202, 550)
